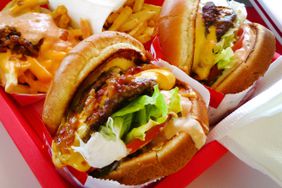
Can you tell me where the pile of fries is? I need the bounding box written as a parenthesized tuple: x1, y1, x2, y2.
(0, 0, 92, 94)
(104, 0, 161, 44)
(0, 0, 160, 94)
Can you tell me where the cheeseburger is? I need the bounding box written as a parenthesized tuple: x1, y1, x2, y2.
(159, 0, 276, 93)
(42, 31, 209, 185)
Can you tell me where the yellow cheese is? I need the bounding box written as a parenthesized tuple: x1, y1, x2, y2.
(103, 57, 135, 71)
(134, 69, 176, 90)
(52, 134, 91, 172)
(193, 12, 217, 80)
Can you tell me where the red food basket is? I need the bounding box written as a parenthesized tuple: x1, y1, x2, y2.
(0, 0, 280, 187)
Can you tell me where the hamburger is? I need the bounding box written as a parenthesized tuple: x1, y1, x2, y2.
(159, 0, 276, 94)
(42, 31, 209, 185)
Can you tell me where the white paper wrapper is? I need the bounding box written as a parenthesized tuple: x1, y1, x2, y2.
(208, 56, 282, 186)
(208, 85, 255, 125)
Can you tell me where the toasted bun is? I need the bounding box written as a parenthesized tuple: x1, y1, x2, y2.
(42, 31, 147, 134)
(159, 0, 276, 94)
(103, 92, 209, 185)
(211, 23, 276, 93)
(159, 0, 199, 73)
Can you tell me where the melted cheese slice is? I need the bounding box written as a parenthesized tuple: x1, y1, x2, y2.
(49, 0, 126, 34)
(134, 69, 176, 90)
(52, 134, 91, 172)
(104, 57, 135, 71)
(193, 12, 217, 80)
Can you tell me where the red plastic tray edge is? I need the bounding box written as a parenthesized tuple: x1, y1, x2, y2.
(0, 90, 72, 188)
(0, 1, 280, 187)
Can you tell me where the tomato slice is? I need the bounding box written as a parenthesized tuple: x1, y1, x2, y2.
(232, 27, 244, 51)
(126, 123, 166, 154)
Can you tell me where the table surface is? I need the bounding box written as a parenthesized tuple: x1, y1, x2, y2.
(0, 124, 280, 188)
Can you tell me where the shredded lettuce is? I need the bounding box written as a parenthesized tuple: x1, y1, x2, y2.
(216, 47, 235, 70)
(125, 119, 160, 142)
(229, 0, 247, 24)
(99, 85, 182, 143)
(168, 88, 182, 114)
(214, 28, 236, 54)
(211, 1, 247, 71)
(213, 26, 237, 70)
(100, 115, 133, 140)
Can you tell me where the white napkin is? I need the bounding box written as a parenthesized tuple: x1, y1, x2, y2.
(208, 56, 282, 186)
(249, 0, 282, 44)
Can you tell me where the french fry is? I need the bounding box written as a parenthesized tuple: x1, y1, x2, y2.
(80, 19, 93, 39)
(129, 22, 147, 37)
(5, 82, 32, 94)
(133, 0, 144, 13)
(130, 10, 157, 22)
(136, 27, 155, 43)
(48, 50, 67, 63)
(15, 61, 30, 76)
(51, 5, 71, 29)
(136, 33, 152, 44)
(27, 57, 52, 82)
(119, 18, 139, 32)
(9, 0, 48, 15)
(109, 6, 133, 31)
(40, 59, 53, 72)
(106, 12, 120, 25)
(118, 10, 157, 32)
(23, 71, 50, 93)
(143, 4, 161, 12)
(125, 0, 135, 6)
(68, 29, 83, 39)
(144, 27, 155, 36)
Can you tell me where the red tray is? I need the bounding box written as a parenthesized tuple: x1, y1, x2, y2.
(0, 0, 280, 187)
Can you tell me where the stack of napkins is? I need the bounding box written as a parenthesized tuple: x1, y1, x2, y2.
(208, 56, 282, 186)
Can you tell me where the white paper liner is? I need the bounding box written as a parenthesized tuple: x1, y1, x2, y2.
(208, 84, 255, 125)
(84, 175, 161, 188)
(207, 56, 282, 186)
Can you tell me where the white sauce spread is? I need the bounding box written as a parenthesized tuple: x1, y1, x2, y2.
(175, 118, 206, 149)
(234, 25, 256, 61)
(49, 0, 126, 34)
(72, 132, 128, 168)
(0, 12, 66, 44)
(161, 91, 205, 149)
(163, 117, 206, 149)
